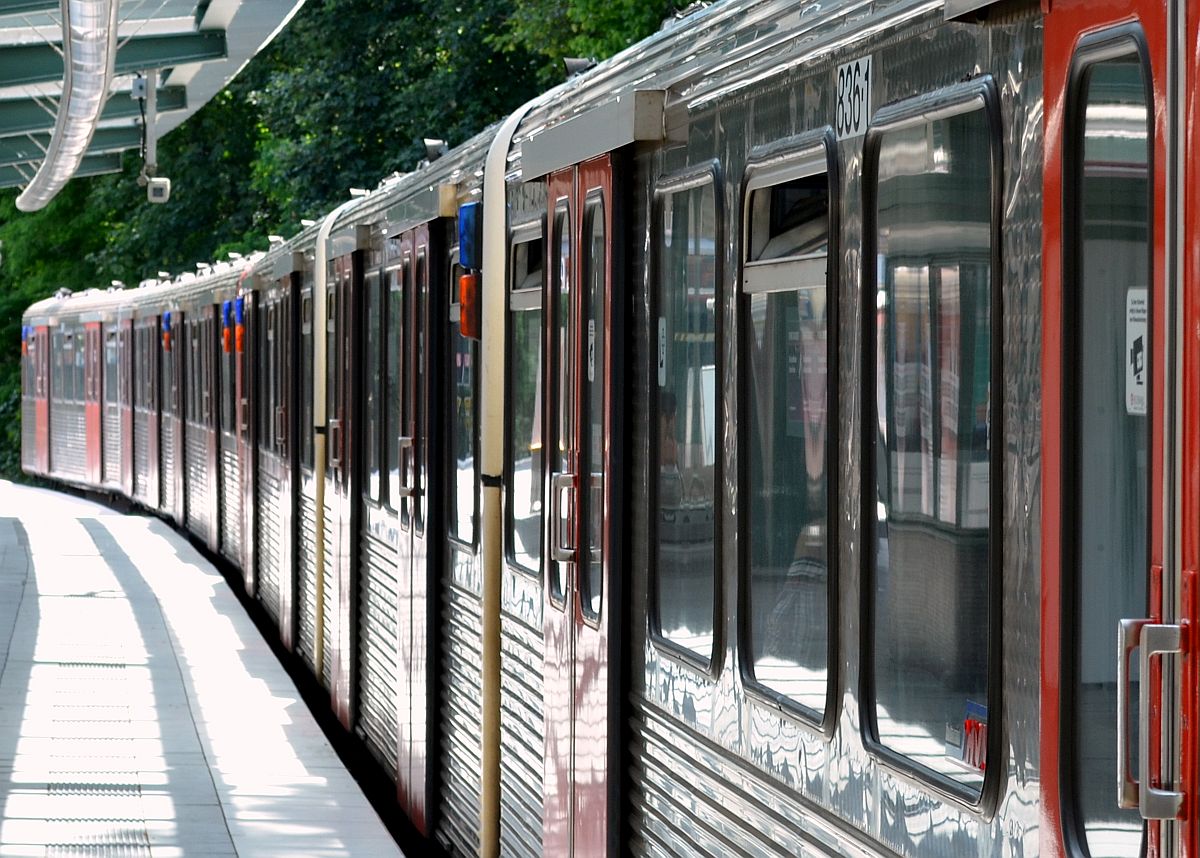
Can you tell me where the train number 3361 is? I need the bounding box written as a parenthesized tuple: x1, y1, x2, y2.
(835, 56, 872, 140)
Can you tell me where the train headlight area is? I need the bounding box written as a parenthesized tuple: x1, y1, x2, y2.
(16, 0, 1200, 856)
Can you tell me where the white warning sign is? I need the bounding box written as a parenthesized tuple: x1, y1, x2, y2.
(1126, 288, 1147, 416)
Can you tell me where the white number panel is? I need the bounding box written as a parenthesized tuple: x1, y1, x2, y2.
(835, 55, 872, 141)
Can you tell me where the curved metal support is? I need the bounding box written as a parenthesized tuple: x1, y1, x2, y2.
(17, 0, 118, 211)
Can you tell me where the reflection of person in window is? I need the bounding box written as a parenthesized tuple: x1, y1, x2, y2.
(660, 390, 682, 509)
(660, 390, 678, 468)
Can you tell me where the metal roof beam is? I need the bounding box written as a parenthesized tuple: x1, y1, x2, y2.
(0, 125, 140, 168)
(0, 30, 226, 88)
(0, 151, 121, 188)
(0, 0, 56, 15)
(0, 86, 186, 138)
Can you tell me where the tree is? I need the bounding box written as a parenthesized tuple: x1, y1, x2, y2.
(491, 0, 678, 87)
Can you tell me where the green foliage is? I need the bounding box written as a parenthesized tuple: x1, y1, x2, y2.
(492, 0, 678, 86)
(0, 0, 669, 481)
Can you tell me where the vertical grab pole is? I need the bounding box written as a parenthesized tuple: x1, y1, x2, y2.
(312, 197, 362, 679)
(479, 105, 533, 858)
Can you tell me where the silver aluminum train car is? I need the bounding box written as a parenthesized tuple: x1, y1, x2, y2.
(24, 0, 1200, 856)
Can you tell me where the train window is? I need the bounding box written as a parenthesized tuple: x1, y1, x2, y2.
(258, 305, 272, 446)
(865, 82, 999, 797)
(448, 252, 478, 545)
(577, 197, 606, 620)
(506, 231, 544, 575)
(53, 331, 65, 401)
(651, 167, 720, 664)
(414, 250, 429, 534)
(364, 271, 383, 502)
(300, 289, 314, 467)
(740, 139, 835, 717)
(549, 204, 572, 605)
(326, 279, 338, 467)
(385, 262, 406, 508)
(221, 313, 234, 433)
(105, 331, 118, 406)
(1065, 41, 1151, 856)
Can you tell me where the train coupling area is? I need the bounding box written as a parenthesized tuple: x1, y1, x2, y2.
(0, 481, 404, 857)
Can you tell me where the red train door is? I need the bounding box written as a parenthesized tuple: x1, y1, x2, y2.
(544, 154, 618, 857)
(1043, 2, 1179, 856)
(1182, 4, 1200, 854)
(84, 323, 102, 483)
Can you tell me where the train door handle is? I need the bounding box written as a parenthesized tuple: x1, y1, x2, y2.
(275, 406, 287, 447)
(1117, 618, 1184, 818)
(328, 418, 341, 469)
(395, 436, 414, 497)
(550, 472, 575, 563)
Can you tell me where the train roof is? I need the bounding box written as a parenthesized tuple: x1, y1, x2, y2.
(508, 0, 944, 176)
(23, 256, 259, 326)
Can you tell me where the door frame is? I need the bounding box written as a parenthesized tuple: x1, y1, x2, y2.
(1041, 2, 1176, 855)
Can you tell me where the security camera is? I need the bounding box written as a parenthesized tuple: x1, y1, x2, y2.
(147, 177, 171, 204)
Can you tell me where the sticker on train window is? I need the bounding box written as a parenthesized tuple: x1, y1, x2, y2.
(1125, 287, 1147, 416)
(588, 318, 596, 382)
(835, 55, 872, 140)
(946, 700, 988, 772)
(657, 317, 667, 387)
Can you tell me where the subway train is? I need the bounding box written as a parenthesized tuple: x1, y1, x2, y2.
(20, 0, 1200, 855)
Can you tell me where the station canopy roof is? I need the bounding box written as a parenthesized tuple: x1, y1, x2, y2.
(0, 0, 305, 203)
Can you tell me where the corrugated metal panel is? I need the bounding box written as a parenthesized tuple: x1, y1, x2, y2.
(320, 492, 336, 690)
(219, 444, 241, 562)
(435, 581, 483, 857)
(160, 418, 176, 513)
(133, 410, 149, 501)
(628, 701, 874, 857)
(297, 485, 319, 672)
(21, 398, 35, 471)
(184, 426, 210, 541)
(499, 611, 545, 858)
(256, 459, 283, 623)
(50, 403, 85, 480)
(357, 529, 400, 777)
(102, 403, 119, 485)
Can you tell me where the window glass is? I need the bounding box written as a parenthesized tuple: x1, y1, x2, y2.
(105, 331, 118, 405)
(748, 174, 829, 261)
(300, 290, 314, 467)
(448, 257, 478, 544)
(259, 305, 272, 445)
(871, 100, 994, 792)
(365, 272, 383, 500)
(76, 331, 86, 404)
(221, 315, 234, 432)
(580, 199, 606, 620)
(1071, 52, 1150, 857)
(24, 330, 34, 398)
(506, 238, 544, 574)
(386, 263, 405, 506)
(52, 330, 63, 401)
(550, 206, 572, 603)
(326, 281, 338, 466)
(744, 213, 831, 713)
(414, 251, 428, 533)
(655, 179, 718, 660)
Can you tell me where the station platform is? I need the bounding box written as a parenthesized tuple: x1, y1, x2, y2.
(0, 481, 405, 857)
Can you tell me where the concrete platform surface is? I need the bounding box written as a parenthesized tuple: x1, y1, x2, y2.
(0, 481, 405, 857)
